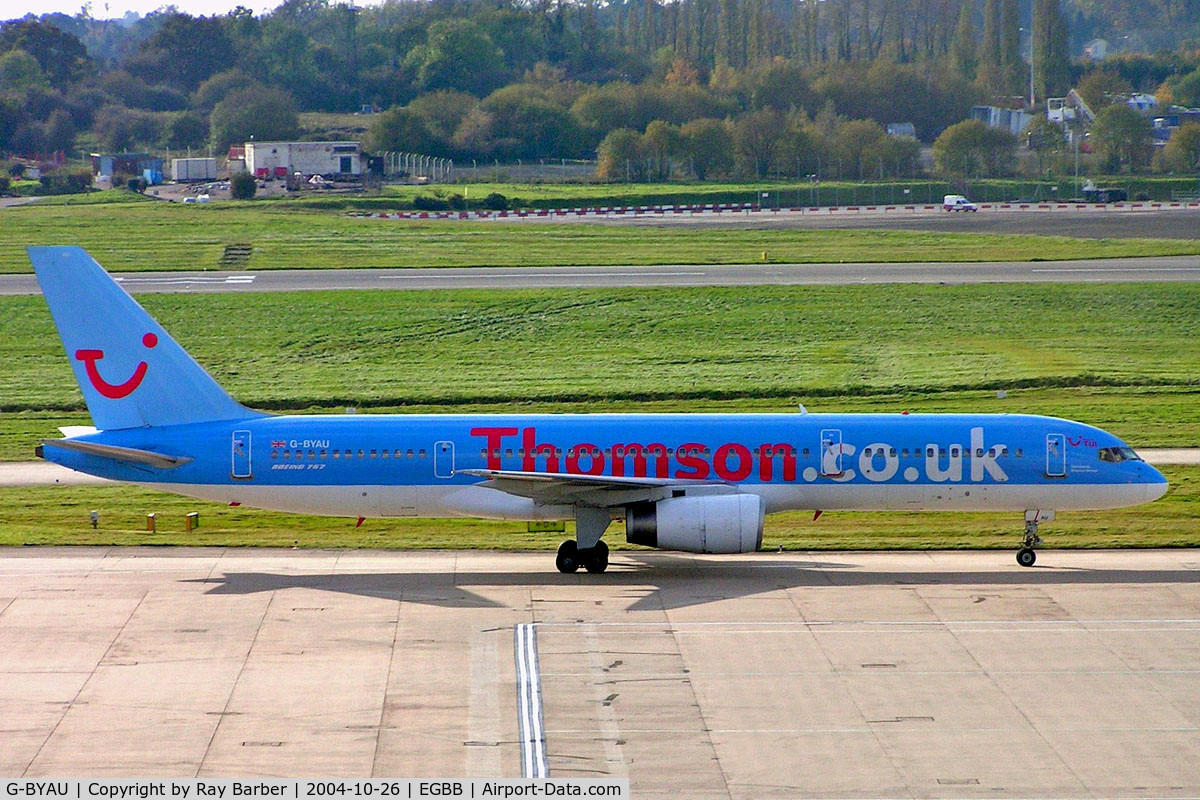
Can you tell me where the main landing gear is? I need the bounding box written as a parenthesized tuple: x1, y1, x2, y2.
(556, 539, 610, 574)
(1016, 510, 1052, 567)
(556, 505, 613, 574)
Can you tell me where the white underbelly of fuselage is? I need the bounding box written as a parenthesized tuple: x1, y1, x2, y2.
(144, 481, 1154, 519)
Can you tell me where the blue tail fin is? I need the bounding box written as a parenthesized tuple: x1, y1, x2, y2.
(30, 246, 262, 430)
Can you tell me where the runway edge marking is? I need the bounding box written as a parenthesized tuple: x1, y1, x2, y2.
(515, 622, 549, 779)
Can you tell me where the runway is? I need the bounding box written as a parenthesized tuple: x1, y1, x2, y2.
(2, 255, 1198, 296)
(0, 548, 1198, 795)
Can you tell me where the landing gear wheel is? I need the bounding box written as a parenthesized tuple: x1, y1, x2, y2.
(1016, 547, 1037, 568)
(583, 540, 609, 574)
(555, 540, 580, 574)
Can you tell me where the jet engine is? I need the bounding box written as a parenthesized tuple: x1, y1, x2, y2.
(625, 494, 764, 554)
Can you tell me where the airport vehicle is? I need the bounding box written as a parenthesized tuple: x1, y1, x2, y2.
(942, 194, 978, 211)
(30, 247, 1167, 572)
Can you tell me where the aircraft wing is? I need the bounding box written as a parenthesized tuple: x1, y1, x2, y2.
(458, 468, 730, 507)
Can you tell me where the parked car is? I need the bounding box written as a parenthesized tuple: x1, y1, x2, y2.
(943, 194, 978, 212)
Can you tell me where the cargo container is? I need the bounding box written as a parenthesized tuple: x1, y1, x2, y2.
(171, 157, 218, 182)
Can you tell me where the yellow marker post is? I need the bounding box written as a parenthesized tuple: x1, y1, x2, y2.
(146, 513, 157, 532)
(185, 512, 199, 532)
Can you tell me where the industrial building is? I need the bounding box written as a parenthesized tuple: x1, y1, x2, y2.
(244, 141, 362, 179)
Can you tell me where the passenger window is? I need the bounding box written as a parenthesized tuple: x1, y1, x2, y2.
(926, 447, 935, 457)
(308, 450, 315, 459)
(357, 450, 364, 459)
(271, 450, 279, 460)
(370, 450, 377, 458)
(282, 450, 290, 460)
(802, 448, 810, 457)
(419, 450, 426, 458)
(975, 448, 983, 457)
(381, 450, 389, 459)
(505, 448, 513, 457)
(1016, 449, 1023, 458)
(344, 450, 352, 458)
(901, 449, 909, 458)
(406, 449, 413, 458)
(332, 450, 340, 459)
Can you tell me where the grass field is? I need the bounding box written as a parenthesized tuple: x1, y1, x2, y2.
(3, 282, 1197, 460)
(1, 465, 1194, 549)
(4, 199, 1199, 274)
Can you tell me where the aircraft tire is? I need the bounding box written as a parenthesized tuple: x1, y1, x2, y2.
(556, 540, 580, 573)
(1016, 548, 1037, 568)
(584, 540, 609, 574)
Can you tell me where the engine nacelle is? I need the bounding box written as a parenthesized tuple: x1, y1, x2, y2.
(626, 494, 764, 554)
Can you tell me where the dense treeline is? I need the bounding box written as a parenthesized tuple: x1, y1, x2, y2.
(1, 0, 1199, 178)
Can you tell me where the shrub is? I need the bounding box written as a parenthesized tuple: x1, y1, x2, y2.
(230, 171, 257, 200)
(413, 194, 448, 210)
(447, 193, 466, 210)
(482, 192, 508, 210)
(126, 177, 147, 193)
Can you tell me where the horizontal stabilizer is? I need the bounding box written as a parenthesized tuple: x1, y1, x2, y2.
(40, 439, 193, 469)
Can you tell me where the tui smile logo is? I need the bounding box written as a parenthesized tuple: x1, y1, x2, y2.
(75, 333, 158, 399)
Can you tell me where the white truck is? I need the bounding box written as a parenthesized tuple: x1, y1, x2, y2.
(942, 194, 978, 212)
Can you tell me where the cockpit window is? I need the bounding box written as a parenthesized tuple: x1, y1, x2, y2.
(1099, 446, 1142, 463)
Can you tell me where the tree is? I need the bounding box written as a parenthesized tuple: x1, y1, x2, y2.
(1091, 104, 1152, 172)
(1169, 68, 1200, 108)
(678, 117, 733, 180)
(1076, 70, 1133, 111)
(92, 104, 162, 152)
(1032, 0, 1071, 102)
(932, 119, 1017, 177)
(596, 128, 645, 181)
(1024, 116, 1066, 174)
(230, 171, 257, 199)
(999, 0, 1025, 97)
(0, 49, 46, 94)
(976, 0, 1002, 92)
(642, 120, 681, 180)
(950, 2, 977, 82)
(733, 109, 783, 177)
(209, 86, 300, 150)
(0, 19, 91, 85)
(192, 70, 258, 113)
(364, 107, 435, 155)
(125, 14, 235, 92)
(404, 19, 505, 97)
(1160, 123, 1200, 173)
(165, 112, 209, 149)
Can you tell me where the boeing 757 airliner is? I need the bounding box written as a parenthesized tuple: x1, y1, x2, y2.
(30, 246, 1167, 572)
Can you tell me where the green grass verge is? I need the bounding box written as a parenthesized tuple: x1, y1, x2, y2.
(2, 282, 1197, 458)
(1, 465, 1195, 549)
(3, 200, 1198, 274)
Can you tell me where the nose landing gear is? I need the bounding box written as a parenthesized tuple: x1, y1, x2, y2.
(1016, 509, 1052, 567)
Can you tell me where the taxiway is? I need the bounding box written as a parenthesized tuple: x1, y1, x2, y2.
(1, 548, 1198, 796)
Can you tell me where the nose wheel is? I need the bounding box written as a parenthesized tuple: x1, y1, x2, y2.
(1016, 512, 1047, 567)
(556, 539, 609, 574)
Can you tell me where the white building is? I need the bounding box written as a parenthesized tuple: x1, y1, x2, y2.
(244, 141, 362, 179)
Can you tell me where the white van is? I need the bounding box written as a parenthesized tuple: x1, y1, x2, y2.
(943, 194, 978, 212)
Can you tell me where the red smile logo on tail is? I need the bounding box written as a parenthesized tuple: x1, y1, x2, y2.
(75, 333, 158, 399)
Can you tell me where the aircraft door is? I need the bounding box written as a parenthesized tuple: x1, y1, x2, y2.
(820, 429, 844, 476)
(1045, 434, 1067, 477)
(231, 430, 252, 479)
(434, 440, 455, 478)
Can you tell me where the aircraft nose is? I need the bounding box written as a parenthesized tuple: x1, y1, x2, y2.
(1141, 463, 1169, 503)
